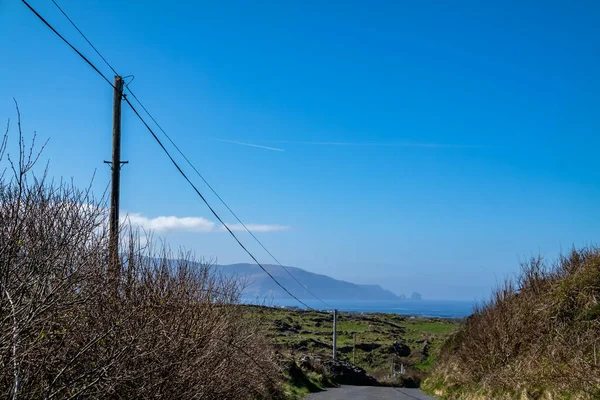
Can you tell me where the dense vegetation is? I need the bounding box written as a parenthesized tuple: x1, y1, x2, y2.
(0, 116, 281, 398)
(424, 248, 600, 399)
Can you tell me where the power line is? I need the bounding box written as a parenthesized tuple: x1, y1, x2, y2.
(20, 0, 114, 88)
(23, 0, 314, 311)
(49, 0, 332, 310)
(125, 88, 332, 310)
(122, 95, 314, 310)
(50, 0, 119, 77)
(126, 90, 332, 309)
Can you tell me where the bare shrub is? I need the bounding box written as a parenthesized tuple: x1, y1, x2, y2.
(0, 109, 282, 398)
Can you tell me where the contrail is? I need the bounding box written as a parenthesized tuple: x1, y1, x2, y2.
(215, 139, 285, 152)
(262, 140, 486, 148)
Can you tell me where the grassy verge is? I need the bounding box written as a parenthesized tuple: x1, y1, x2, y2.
(281, 361, 334, 399)
(422, 377, 595, 400)
(423, 247, 600, 399)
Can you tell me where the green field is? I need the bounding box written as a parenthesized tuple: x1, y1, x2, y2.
(244, 305, 461, 385)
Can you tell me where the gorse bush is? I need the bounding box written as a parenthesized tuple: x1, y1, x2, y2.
(0, 110, 282, 398)
(425, 248, 600, 399)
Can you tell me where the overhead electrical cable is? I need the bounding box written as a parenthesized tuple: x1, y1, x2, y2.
(49, 0, 332, 310)
(22, 0, 318, 311)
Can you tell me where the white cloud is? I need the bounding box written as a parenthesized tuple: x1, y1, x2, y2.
(121, 213, 290, 234)
(123, 213, 215, 232)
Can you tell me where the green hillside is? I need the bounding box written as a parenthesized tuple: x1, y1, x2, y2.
(423, 247, 600, 399)
(246, 305, 460, 387)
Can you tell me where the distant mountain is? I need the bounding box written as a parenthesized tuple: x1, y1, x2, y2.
(215, 263, 401, 301)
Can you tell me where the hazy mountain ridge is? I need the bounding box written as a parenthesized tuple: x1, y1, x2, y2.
(215, 263, 414, 301)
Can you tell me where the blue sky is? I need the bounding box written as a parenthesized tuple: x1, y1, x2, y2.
(1, 0, 599, 301)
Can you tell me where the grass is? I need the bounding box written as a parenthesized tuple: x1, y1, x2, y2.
(404, 321, 456, 334)
(281, 371, 326, 399)
(422, 376, 597, 400)
(244, 305, 461, 385)
(424, 247, 600, 399)
(281, 358, 335, 399)
(337, 320, 368, 332)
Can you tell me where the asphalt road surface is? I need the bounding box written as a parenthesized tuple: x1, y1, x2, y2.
(304, 386, 434, 400)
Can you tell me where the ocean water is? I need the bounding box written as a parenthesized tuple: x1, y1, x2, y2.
(242, 298, 475, 319)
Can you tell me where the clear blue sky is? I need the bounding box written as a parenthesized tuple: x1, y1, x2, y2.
(1, 0, 599, 300)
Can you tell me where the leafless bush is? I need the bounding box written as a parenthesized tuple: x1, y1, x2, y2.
(0, 108, 282, 398)
(428, 247, 600, 398)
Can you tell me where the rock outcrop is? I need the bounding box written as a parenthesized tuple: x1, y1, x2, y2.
(299, 355, 378, 386)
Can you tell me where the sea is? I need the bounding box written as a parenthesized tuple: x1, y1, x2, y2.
(242, 298, 475, 319)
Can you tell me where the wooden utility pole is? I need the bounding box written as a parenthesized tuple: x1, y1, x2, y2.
(107, 75, 124, 290)
(332, 309, 337, 360)
(353, 332, 356, 365)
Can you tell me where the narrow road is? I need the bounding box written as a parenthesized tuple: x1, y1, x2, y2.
(305, 386, 434, 400)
